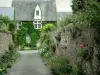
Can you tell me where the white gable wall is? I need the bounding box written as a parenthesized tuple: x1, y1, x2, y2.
(34, 5, 42, 20)
(34, 5, 42, 29)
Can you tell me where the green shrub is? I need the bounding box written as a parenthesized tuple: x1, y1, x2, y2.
(40, 23, 56, 32)
(0, 43, 19, 74)
(77, 46, 93, 61)
(72, 0, 84, 12)
(0, 15, 10, 31)
(12, 30, 18, 46)
(39, 40, 50, 56)
(70, 63, 86, 75)
(48, 56, 72, 75)
(8, 22, 16, 32)
(39, 23, 56, 49)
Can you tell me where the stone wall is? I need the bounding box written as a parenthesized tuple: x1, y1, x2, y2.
(51, 28, 99, 75)
(0, 31, 13, 57)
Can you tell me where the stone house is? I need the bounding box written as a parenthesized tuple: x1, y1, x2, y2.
(12, 0, 57, 29)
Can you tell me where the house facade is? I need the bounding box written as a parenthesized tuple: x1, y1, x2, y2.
(0, 0, 72, 49)
(12, 0, 57, 29)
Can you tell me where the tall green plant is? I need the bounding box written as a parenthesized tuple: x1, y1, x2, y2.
(0, 15, 10, 31)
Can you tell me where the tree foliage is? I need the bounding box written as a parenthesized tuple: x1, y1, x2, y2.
(0, 15, 10, 31)
(72, 0, 84, 12)
(40, 23, 56, 32)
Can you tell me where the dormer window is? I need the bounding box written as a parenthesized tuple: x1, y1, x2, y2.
(34, 5, 41, 19)
(33, 5, 42, 29)
(36, 10, 39, 16)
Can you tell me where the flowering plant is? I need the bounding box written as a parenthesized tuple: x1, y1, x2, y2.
(77, 44, 93, 61)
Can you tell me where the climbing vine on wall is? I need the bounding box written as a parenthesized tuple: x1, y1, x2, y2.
(17, 21, 40, 49)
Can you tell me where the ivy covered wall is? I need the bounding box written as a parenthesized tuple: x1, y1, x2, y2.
(17, 21, 40, 49)
(17, 21, 56, 50)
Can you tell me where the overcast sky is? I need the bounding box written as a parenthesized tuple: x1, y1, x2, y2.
(56, 0, 72, 12)
(0, 0, 72, 12)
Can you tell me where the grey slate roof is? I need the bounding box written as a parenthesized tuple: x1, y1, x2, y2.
(12, 0, 57, 21)
(57, 12, 72, 21)
(0, 7, 14, 20)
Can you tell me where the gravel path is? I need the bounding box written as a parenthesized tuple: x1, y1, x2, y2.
(7, 50, 52, 75)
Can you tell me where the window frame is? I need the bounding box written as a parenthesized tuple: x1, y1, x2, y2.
(36, 10, 39, 16)
(33, 20, 42, 29)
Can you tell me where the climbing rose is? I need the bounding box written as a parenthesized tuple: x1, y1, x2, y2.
(80, 44, 84, 48)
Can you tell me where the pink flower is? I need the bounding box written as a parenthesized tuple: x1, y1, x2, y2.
(80, 44, 84, 48)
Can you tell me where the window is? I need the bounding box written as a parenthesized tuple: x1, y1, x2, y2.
(16, 22, 19, 30)
(16, 22, 22, 30)
(36, 11, 39, 16)
(38, 21, 41, 23)
(35, 21, 37, 23)
(33, 20, 42, 29)
(34, 24, 37, 28)
(34, 24, 42, 29)
(38, 24, 41, 28)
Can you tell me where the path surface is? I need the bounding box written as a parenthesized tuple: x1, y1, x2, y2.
(7, 50, 52, 75)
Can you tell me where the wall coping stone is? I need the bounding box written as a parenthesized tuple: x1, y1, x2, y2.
(0, 29, 11, 34)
